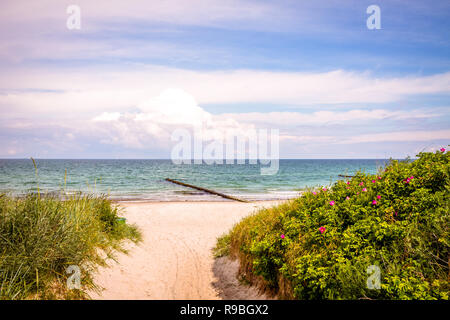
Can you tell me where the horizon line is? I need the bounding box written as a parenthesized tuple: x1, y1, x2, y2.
(0, 157, 408, 161)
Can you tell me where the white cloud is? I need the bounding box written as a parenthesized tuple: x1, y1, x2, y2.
(219, 108, 439, 126)
(341, 130, 450, 144)
(1, 67, 449, 119)
(92, 112, 121, 122)
(86, 89, 254, 149)
(279, 135, 337, 143)
(78, 89, 449, 150)
(0, 0, 291, 33)
(136, 88, 211, 126)
(1, 87, 448, 158)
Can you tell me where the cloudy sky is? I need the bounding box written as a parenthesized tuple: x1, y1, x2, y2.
(0, 0, 449, 159)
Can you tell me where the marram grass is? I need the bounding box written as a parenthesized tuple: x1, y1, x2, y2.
(0, 193, 141, 299)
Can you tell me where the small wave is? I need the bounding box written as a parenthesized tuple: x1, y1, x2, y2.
(108, 189, 301, 202)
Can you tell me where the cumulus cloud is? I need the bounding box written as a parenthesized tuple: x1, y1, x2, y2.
(1, 87, 448, 158)
(87, 89, 255, 149)
(92, 112, 121, 122)
(79, 88, 449, 151)
(136, 88, 211, 126)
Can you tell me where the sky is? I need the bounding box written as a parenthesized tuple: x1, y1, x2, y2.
(0, 0, 449, 159)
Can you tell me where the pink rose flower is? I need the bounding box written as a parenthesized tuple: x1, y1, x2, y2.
(313, 191, 317, 195)
(319, 226, 326, 234)
(280, 234, 285, 239)
(372, 180, 376, 183)
(346, 196, 350, 200)
(378, 176, 382, 180)
(322, 188, 327, 191)
(362, 188, 367, 192)
(359, 182, 364, 186)
(329, 201, 335, 206)
(372, 200, 377, 205)
(347, 181, 350, 185)
(440, 148, 446, 152)
(376, 195, 381, 199)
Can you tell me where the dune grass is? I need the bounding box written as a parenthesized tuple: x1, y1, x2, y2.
(0, 193, 141, 300)
(218, 149, 449, 299)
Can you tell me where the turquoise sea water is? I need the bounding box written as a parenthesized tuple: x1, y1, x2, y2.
(0, 159, 391, 201)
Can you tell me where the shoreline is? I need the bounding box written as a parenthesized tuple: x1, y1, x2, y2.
(112, 197, 298, 204)
(96, 189, 302, 202)
(0, 190, 303, 203)
(89, 200, 284, 299)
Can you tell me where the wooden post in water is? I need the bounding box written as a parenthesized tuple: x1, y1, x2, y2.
(165, 178, 248, 203)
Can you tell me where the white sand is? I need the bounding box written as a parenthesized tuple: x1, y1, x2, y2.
(89, 200, 283, 300)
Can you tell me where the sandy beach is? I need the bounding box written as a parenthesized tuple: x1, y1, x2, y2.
(89, 200, 283, 300)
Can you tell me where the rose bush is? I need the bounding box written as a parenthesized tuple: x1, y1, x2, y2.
(221, 148, 449, 299)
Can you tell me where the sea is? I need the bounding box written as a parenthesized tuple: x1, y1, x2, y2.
(0, 159, 392, 201)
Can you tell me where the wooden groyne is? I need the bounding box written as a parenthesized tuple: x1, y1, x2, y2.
(165, 178, 248, 203)
(338, 174, 355, 178)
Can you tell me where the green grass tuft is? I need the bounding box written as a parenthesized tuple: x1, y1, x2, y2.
(213, 233, 231, 258)
(0, 193, 141, 299)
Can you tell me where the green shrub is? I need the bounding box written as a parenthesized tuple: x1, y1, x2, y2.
(224, 149, 449, 299)
(0, 194, 141, 299)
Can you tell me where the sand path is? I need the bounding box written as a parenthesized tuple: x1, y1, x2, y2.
(89, 200, 281, 299)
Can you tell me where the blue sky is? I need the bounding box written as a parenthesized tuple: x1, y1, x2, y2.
(0, 0, 449, 158)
